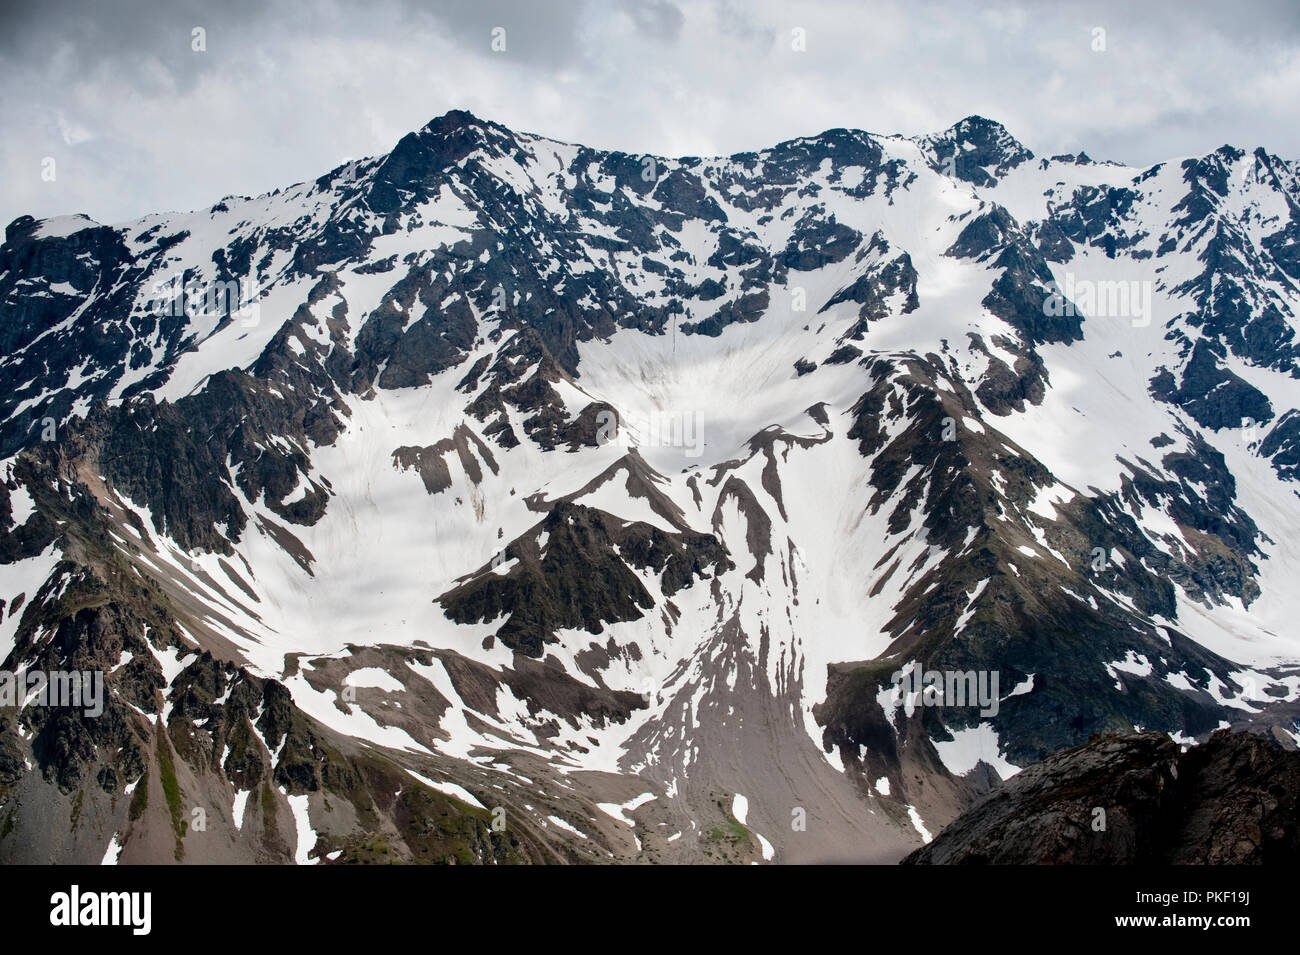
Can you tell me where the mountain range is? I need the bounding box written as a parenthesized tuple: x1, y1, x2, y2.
(2, 108, 1299, 864)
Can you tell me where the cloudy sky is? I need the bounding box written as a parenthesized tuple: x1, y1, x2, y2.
(3, 0, 1298, 228)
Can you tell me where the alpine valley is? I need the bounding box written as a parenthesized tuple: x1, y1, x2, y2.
(2, 110, 1299, 864)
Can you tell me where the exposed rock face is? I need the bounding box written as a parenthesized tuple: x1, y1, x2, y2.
(440, 500, 731, 656)
(903, 731, 1300, 865)
(921, 115, 1035, 186)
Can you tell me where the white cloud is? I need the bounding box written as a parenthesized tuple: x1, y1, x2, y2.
(2, 0, 1297, 228)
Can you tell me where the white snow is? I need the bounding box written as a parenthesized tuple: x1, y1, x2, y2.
(547, 815, 588, 838)
(906, 805, 933, 843)
(405, 769, 486, 810)
(285, 792, 317, 865)
(343, 667, 405, 692)
(597, 792, 656, 826)
(232, 790, 250, 831)
(932, 722, 1022, 779)
(100, 833, 123, 865)
(32, 214, 98, 240)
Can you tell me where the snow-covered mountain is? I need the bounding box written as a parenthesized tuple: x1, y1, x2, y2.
(2, 109, 1299, 864)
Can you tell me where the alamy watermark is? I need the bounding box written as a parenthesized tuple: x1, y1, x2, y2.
(50, 885, 150, 935)
(596, 408, 704, 458)
(145, 274, 261, 326)
(1043, 273, 1151, 328)
(889, 665, 1000, 717)
(0, 667, 104, 718)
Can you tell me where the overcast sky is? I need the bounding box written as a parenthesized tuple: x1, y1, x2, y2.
(3, 0, 1298, 228)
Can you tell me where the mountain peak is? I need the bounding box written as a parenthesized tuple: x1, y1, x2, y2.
(947, 113, 1013, 136)
(363, 109, 519, 215)
(421, 108, 493, 135)
(922, 115, 1033, 185)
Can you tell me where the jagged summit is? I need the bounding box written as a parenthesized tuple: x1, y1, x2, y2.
(919, 114, 1034, 185)
(945, 113, 1024, 143)
(422, 107, 490, 132)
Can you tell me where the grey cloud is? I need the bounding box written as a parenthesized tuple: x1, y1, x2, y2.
(2, 0, 1298, 228)
(0, 0, 274, 94)
(399, 0, 591, 69)
(625, 0, 685, 42)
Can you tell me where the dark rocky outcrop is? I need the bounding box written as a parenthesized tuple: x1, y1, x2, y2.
(904, 731, 1300, 864)
(440, 500, 730, 657)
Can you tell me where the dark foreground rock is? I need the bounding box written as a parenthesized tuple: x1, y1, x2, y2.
(903, 730, 1300, 864)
